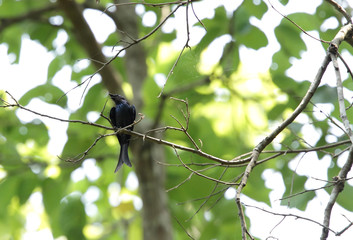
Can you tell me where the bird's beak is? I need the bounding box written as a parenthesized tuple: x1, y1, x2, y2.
(109, 93, 117, 99)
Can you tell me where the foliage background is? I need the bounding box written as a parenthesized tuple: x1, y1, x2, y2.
(1, 0, 353, 239)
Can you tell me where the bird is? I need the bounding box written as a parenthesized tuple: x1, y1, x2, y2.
(109, 93, 136, 172)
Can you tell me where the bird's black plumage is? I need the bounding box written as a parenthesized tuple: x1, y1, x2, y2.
(109, 94, 136, 172)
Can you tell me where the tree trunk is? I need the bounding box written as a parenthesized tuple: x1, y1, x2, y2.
(113, 2, 173, 239)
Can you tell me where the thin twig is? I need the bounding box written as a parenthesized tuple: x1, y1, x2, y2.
(337, 53, 353, 85)
(279, 183, 336, 201)
(60, 1, 185, 102)
(2, 91, 113, 130)
(170, 97, 200, 150)
(336, 214, 353, 236)
(243, 203, 337, 234)
(166, 172, 194, 192)
(173, 215, 195, 240)
(268, 0, 330, 44)
(157, 1, 192, 97)
(172, 146, 237, 185)
(186, 166, 230, 221)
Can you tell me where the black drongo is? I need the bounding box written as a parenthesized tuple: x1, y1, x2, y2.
(109, 93, 136, 172)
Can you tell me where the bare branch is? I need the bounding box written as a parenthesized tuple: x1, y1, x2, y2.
(3, 91, 353, 168)
(337, 53, 353, 85)
(61, 122, 141, 163)
(166, 172, 194, 192)
(2, 91, 113, 130)
(236, 149, 259, 240)
(320, 146, 353, 239)
(336, 214, 353, 236)
(279, 183, 335, 201)
(58, 0, 122, 97)
(329, 50, 353, 143)
(186, 166, 230, 221)
(108, 0, 198, 9)
(158, 1, 192, 97)
(172, 215, 195, 240)
(234, 53, 332, 238)
(172, 147, 238, 186)
(257, 54, 331, 153)
(0, 4, 58, 32)
(243, 203, 337, 235)
(324, 0, 352, 24)
(190, 0, 206, 30)
(60, 0, 187, 101)
(170, 97, 200, 150)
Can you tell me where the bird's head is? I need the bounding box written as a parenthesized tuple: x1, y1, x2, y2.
(109, 93, 126, 104)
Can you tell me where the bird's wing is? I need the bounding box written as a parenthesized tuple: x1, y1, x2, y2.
(131, 105, 136, 120)
(110, 106, 117, 127)
(129, 105, 136, 131)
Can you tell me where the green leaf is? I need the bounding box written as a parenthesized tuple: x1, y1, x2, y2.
(280, 168, 314, 210)
(286, 13, 321, 31)
(243, 165, 271, 205)
(144, 0, 172, 3)
(238, 25, 268, 49)
(47, 57, 66, 81)
(196, 6, 228, 52)
(282, 189, 315, 210)
(271, 74, 297, 92)
(27, 23, 58, 51)
(17, 171, 39, 205)
(271, 50, 291, 74)
(42, 178, 64, 214)
(275, 22, 306, 58)
(59, 193, 86, 240)
(312, 84, 337, 104)
(0, 177, 19, 216)
(234, 6, 268, 49)
(243, 0, 268, 20)
(221, 40, 240, 76)
(0, 25, 23, 61)
(335, 184, 353, 211)
(0, 0, 48, 17)
(19, 84, 67, 108)
(42, 177, 67, 237)
(268, 103, 287, 120)
(0, 109, 23, 167)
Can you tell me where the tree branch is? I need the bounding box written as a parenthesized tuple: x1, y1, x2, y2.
(320, 146, 353, 239)
(243, 203, 337, 235)
(324, 0, 352, 24)
(329, 50, 353, 143)
(235, 53, 331, 239)
(2, 91, 352, 168)
(0, 4, 58, 32)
